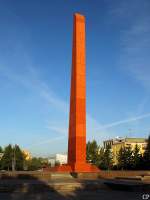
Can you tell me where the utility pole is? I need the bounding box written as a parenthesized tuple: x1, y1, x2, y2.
(12, 145, 16, 171)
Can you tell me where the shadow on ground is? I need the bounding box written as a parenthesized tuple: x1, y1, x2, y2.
(0, 173, 147, 200)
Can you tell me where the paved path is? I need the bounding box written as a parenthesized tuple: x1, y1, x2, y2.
(0, 189, 146, 200)
(0, 179, 149, 200)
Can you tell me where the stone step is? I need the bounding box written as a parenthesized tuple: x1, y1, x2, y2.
(50, 173, 73, 179)
(115, 176, 142, 181)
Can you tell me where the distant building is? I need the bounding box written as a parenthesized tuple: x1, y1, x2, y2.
(103, 137, 147, 165)
(103, 137, 123, 149)
(22, 150, 32, 160)
(48, 154, 67, 167)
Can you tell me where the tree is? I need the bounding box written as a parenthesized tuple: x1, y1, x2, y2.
(103, 144, 113, 170)
(117, 146, 133, 170)
(0, 146, 3, 169)
(132, 144, 142, 169)
(143, 135, 150, 169)
(26, 157, 43, 171)
(1, 144, 25, 171)
(1, 144, 13, 171)
(14, 145, 25, 170)
(86, 140, 99, 165)
(97, 147, 105, 169)
(125, 146, 133, 169)
(0, 146, 3, 153)
(117, 146, 125, 170)
(86, 141, 113, 170)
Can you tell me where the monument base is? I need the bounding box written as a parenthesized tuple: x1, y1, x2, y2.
(44, 162, 100, 173)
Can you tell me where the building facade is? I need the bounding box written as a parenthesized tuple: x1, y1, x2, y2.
(103, 137, 147, 165)
(48, 154, 67, 167)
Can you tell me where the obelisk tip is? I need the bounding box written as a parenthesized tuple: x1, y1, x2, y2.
(74, 13, 85, 21)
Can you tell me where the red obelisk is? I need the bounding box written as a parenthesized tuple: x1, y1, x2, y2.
(68, 13, 87, 170)
(67, 13, 99, 172)
(46, 13, 99, 172)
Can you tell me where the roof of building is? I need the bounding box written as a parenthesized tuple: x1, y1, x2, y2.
(104, 137, 147, 145)
(124, 138, 147, 143)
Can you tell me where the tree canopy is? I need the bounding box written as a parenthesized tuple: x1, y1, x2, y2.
(86, 140, 99, 165)
(87, 135, 150, 170)
(1, 144, 13, 171)
(143, 135, 150, 170)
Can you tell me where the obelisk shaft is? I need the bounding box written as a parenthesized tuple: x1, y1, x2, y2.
(68, 13, 86, 165)
(45, 13, 99, 172)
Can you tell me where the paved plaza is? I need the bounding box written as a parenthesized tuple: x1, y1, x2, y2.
(0, 188, 145, 200)
(0, 178, 148, 200)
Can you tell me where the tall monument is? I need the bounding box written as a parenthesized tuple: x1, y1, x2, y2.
(67, 13, 99, 172)
(47, 13, 99, 172)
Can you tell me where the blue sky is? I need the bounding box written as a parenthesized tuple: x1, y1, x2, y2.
(0, 0, 150, 156)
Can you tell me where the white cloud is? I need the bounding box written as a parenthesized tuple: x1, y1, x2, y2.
(0, 64, 108, 141)
(97, 112, 150, 130)
(0, 65, 68, 112)
(28, 135, 67, 149)
(46, 125, 67, 135)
